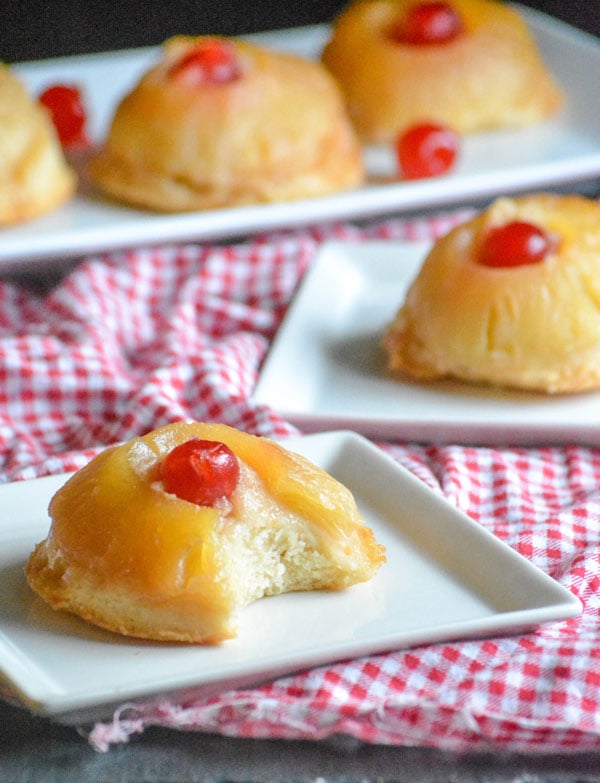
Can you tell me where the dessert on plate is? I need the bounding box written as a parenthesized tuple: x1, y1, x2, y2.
(89, 35, 364, 212)
(383, 193, 600, 394)
(0, 63, 76, 226)
(321, 0, 564, 143)
(26, 422, 385, 643)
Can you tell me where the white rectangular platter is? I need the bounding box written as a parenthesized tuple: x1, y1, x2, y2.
(0, 431, 579, 723)
(253, 241, 600, 446)
(4, 5, 600, 271)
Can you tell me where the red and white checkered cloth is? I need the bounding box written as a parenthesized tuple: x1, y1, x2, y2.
(3, 210, 600, 754)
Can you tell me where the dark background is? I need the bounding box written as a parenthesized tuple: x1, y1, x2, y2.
(1, 0, 598, 63)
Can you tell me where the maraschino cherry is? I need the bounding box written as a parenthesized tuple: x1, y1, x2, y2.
(168, 39, 241, 85)
(396, 122, 459, 179)
(160, 438, 240, 506)
(39, 84, 89, 149)
(478, 221, 556, 268)
(390, 2, 464, 44)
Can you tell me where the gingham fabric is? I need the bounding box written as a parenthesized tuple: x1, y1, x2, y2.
(2, 211, 600, 754)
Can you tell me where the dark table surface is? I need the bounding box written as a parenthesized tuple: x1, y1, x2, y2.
(3, 696, 600, 783)
(2, 2, 600, 780)
(1, 0, 598, 63)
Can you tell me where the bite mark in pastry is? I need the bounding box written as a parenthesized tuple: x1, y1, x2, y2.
(25, 422, 385, 643)
(383, 193, 600, 394)
(88, 36, 365, 212)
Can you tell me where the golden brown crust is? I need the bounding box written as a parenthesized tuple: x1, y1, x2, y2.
(26, 422, 385, 643)
(0, 64, 76, 225)
(383, 194, 600, 394)
(88, 36, 364, 211)
(321, 0, 564, 143)
(26, 538, 229, 643)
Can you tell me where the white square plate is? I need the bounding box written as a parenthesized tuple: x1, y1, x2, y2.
(0, 431, 579, 723)
(4, 6, 600, 271)
(253, 242, 600, 446)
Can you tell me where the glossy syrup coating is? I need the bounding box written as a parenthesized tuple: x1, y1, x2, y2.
(321, 0, 564, 143)
(0, 65, 76, 225)
(383, 194, 600, 394)
(88, 35, 364, 211)
(26, 422, 385, 643)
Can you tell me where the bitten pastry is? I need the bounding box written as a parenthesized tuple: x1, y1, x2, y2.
(88, 36, 364, 212)
(26, 422, 385, 643)
(383, 194, 600, 394)
(0, 64, 76, 225)
(321, 0, 564, 143)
